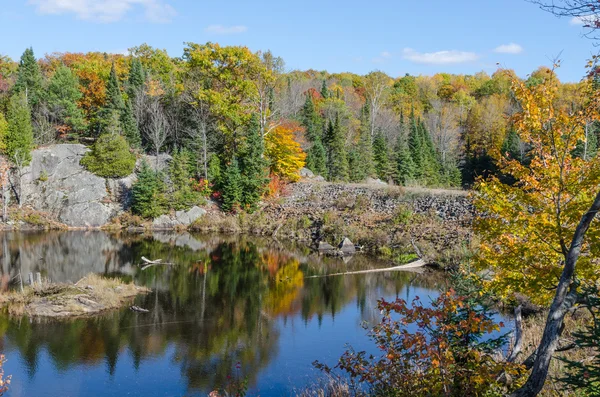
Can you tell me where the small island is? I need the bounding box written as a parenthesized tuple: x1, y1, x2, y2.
(0, 274, 149, 318)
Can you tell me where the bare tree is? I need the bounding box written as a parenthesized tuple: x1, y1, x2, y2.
(254, 50, 285, 138)
(426, 100, 461, 165)
(364, 71, 392, 137)
(143, 98, 171, 168)
(32, 104, 57, 145)
(531, 1, 600, 41)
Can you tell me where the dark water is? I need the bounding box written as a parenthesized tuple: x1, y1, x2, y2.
(0, 231, 444, 397)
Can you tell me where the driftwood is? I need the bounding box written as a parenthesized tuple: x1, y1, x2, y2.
(130, 306, 149, 313)
(304, 259, 426, 279)
(140, 256, 176, 271)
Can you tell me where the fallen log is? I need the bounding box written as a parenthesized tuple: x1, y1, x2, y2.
(140, 256, 176, 270)
(130, 306, 149, 313)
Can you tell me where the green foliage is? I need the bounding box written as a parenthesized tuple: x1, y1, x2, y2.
(168, 148, 203, 210)
(320, 80, 329, 99)
(127, 58, 146, 98)
(372, 131, 393, 182)
(105, 63, 124, 111)
(46, 65, 86, 132)
(0, 112, 7, 153)
(208, 153, 222, 185)
(80, 132, 136, 178)
(306, 137, 327, 177)
(559, 285, 600, 396)
(131, 160, 167, 218)
(408, 115, 440, 186)
(221, 158, 242, 212)
(324, 117, 348, 182)
(238, 116, 268, 211)
(121, 100, 141, 148)
(394, 133, 415, 185)
(5, 92, 34, 165)
(573, 121, 599, 160)
(301, 94, 320, 142)
(13, 48, 43, 107)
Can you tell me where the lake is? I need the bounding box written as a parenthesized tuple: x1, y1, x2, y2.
(0, 231, 444, 396)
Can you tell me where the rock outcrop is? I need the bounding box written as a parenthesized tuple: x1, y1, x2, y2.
(20, 144, 121, 227)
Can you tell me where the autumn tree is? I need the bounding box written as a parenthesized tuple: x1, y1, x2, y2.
(265, 121, 306, 182)
(474, 69, 600, 396)
(364, 71, 392, 137)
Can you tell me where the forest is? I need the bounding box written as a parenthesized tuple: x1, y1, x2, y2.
(0, 43, 596, 216)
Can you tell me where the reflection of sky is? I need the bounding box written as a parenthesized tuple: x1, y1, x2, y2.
(253, 282, 436, 396)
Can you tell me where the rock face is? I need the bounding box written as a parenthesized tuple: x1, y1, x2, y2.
(152, 206, 207, 229)
(339, 238, 356, 254)
(20, 144, 121, 227)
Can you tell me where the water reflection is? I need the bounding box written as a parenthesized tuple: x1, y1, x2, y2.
(0, 231, 443, 396)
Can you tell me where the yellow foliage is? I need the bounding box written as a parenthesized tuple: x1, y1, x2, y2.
(473, 69, 600, 305)
(265, 122, 306, 182)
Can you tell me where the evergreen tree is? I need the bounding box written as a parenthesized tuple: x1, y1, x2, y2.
(121, 99, 141, 148)
(221, 157, 242, 212)
(326, 116, 348, 181)
(394, 133, 415, 185)
(46, 65, 86, 133)
(501, 129, 525, 162)
(127, 58, 146, 98)
(80, 132, 136, 178)
(408, 114, 440, 186)
(169, 149, 201, 210)
(372, 131, 392, 181)
(239, 116, 269, 211)
(5, 93, 34, 165)
(306, 137, 327, 177)
(320, 80, 329, 99)
(105, 63, 124, 111)
(13, 48, 43, 108)
(301, 94, 321, 142)
(131, 160, 167, 218)
(207, 153, 222, 185)
(354, 104, 375, 181)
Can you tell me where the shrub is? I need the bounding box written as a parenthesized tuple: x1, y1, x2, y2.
(80, 133, 136, 178)
(315, 290, 523, 397)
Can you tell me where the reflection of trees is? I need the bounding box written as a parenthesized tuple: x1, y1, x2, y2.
(0, 232, 442, 394)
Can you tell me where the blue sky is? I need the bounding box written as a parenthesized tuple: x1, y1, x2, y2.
(0, 0, 597, 82)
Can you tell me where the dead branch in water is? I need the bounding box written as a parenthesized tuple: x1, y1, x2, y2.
(140, 256, 176, 270)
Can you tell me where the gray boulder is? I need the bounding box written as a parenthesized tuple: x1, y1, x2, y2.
(300, 168, 315, 178)
(365, 177, 387, 185)
(152, 206, 206, 229)
(339, 237, 356, 254)
(318, 241, 335, 251)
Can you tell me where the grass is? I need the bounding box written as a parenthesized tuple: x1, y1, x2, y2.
(0, 274, 149, 318)
(294, 376, 351, 397)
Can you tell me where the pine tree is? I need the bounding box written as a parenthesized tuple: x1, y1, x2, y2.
(221, 157, 242, 212)
(372, 131, 392, 181)
(127, 58, 146, 98)
(46, 65, 86, 133)
(106, 63, 124, 111)
(301, 94, 321, 142)
(501, 129, 524, 162)
(121, 99, 141, 148)
(131, 160, 167, 218)
(169, 149, 201, 210)
(353, 104, 375, 181)
(394, 133, 415, 185)
(239, 116, 269, 211)
(417, 120, 441, 186)
(13, 48, 43, 108)
(306, 137, 327, 177)
(326, 116, 348, 181)
(207, 153, 222, 185)
(5, 93, 34, 165)
(320, 80, 329, 99)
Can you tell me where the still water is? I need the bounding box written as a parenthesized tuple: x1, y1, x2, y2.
(0, 231, 443, 396)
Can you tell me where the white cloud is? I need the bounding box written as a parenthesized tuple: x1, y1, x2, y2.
(494, 43, 523, 54)
(570, 15, 596, 25)
(381, 51, 392, 58)
(205, 25, 248, 34)
(28, 0, 176, 23)
(402, 48, 478, 65)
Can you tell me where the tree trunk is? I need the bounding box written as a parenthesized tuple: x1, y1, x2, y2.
(512, 190, 600, 396)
